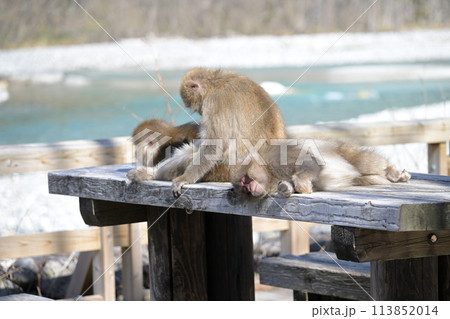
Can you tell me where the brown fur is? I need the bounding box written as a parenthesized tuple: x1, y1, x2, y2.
(234, 138, 411, 198)
(127, 68, 287, 197)
(131, 119, 199, 166)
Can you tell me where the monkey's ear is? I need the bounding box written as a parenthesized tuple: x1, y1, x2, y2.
(186, 80, 206, 95)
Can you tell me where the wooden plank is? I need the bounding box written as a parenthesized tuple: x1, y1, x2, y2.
(371, 257, 438, 301)
(280, 221, 310, 255)
(65, 251, 96, 299)
(170, 209, 208, 300)
(60, 294, 104, 301)
(288, 118, 450, 146)
(259, 252, 372, 301)
(0, 223, 147, 260)
(121, 223, 144, 301)
(0, 293, 52, 301)
(252, 217, 289, 232)
(49, 164, 450, 231)
(147, 206, 172, 301)
(0, 228, 101, 259)
(92, 226, 116, 301)
(428, 142, 448, 175)
(0, 137, 131, 174)
(332, 226, 450, 262)
(79, 198, 148, 227)
(205, 213, 255, 300)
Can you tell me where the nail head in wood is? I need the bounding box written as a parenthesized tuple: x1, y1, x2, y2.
(428, 233, 438, 244)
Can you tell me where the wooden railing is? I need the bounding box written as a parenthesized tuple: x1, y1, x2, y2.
(1, 117, 449, 300)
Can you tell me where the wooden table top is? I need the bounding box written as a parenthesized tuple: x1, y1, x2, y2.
(48, 163, 450, 232)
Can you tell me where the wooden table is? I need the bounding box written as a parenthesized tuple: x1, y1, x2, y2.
(48, 163, 450, 301)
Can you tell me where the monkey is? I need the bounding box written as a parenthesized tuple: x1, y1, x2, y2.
(127, 68, 287, 197)
(127, 118, 230, 182)
(235, 138, 411, 198)
(131, 119, 199, 166)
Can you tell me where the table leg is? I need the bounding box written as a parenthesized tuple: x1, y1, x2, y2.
(146, 207, 254, 300)
(370, 257, 439, 300)
(438, 256, 450, 300)
(205, 213, 254, 300)
(147, 207, 207, 300)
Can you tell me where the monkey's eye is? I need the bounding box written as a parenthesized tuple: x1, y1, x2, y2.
(188, 82, 199, 89)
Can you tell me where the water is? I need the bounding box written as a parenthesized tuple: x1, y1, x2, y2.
(1, 65, 450, 145)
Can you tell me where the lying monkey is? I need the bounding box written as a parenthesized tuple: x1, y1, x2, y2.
(234, 138, 411, 198)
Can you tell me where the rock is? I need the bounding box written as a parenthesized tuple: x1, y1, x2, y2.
(41, 255, 76, 279)
(40, 276, 71, 299)
(9, 257, 39, 291)
(0, 276, 23, 297)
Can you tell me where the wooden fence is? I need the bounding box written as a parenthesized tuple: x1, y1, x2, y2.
(1, 118, 449, 300)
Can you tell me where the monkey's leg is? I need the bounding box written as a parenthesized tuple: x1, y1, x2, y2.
(154, 143, 197, 181)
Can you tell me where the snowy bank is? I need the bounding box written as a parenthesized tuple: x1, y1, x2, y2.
(1, 29, 450, 80)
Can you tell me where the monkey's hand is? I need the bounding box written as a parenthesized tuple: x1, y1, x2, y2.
(278, 181, 294, 197)
(127, 167, 154, 182)
(172, 176, 189, 197)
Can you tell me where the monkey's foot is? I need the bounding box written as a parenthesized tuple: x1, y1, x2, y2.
(278, 181, 294, 197)
(127, 167, 154, 182)
(172, 177, 188, 198)
(385, 166, 411, 183)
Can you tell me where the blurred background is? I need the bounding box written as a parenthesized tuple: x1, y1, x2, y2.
(2, 0, 450, 48)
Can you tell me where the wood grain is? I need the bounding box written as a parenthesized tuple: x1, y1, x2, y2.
(0, 223, 148, 259)
(170, 209, 208, 301)
(259, 252, 371, 301)
(121, 223, 144, 301)
(205, 213, 255, 300)
(0, 137, 131, 174)
(332, 226, 450, 262)
(49, 164, 450, 231)
(287, 118, 450, 146)
(147, 206, 172, 301)
(79, 198, 148, 226)
(92, 226, 116, 301)
(371, 257, 438, 301)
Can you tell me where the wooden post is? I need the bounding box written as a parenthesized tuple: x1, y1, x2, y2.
(280, 222, 310, 255)
(428, 142, 448, 175)
(205, 213, 255, 300)
(146, 207, 208, 300)
(146, 207, 254, 300)
(169, 209, 208, 300)
(121, 223, 144, 301)
(147, 206, 173, 301)
(370, 257, 439, 300)
(92, 226, 116, 301)
(438, 255, 450, 300)
(65, 251, 96, 298)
